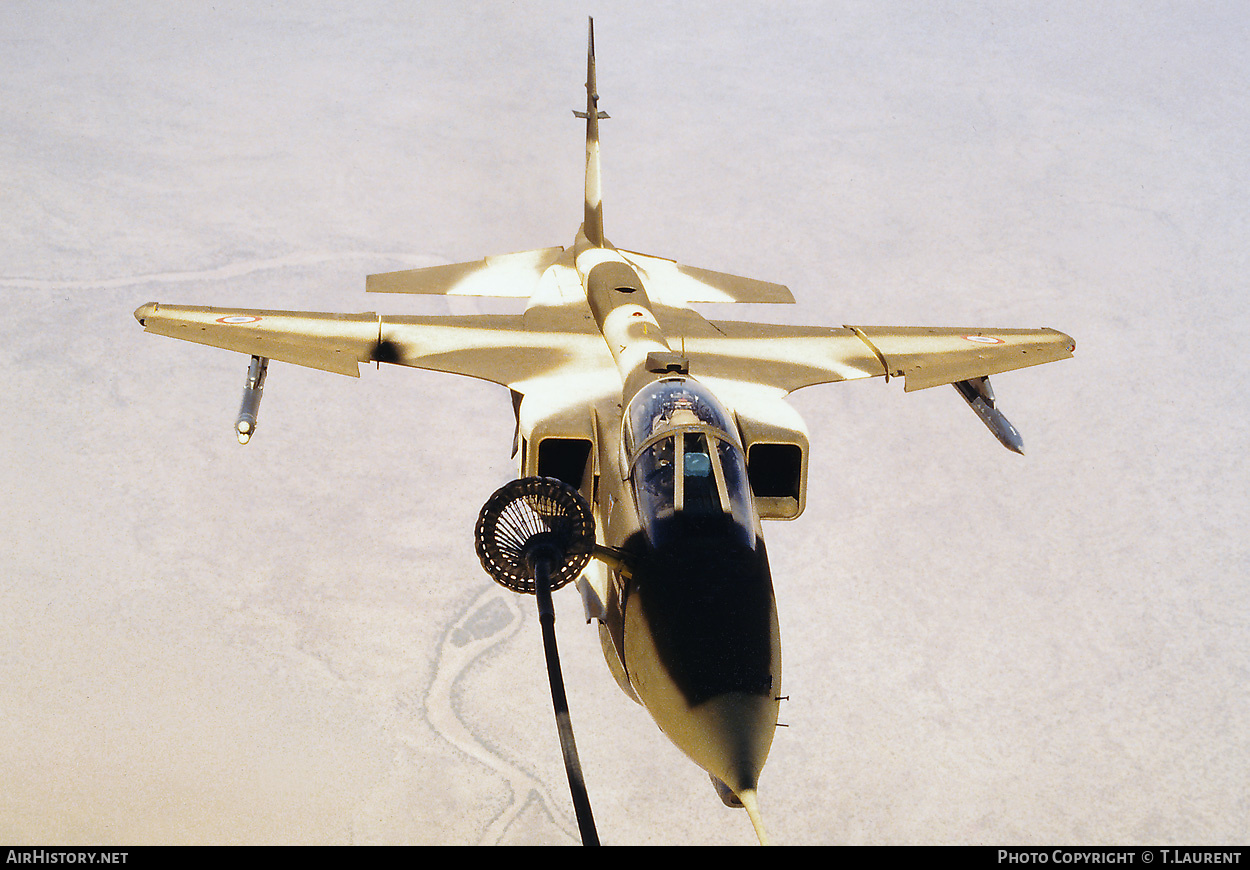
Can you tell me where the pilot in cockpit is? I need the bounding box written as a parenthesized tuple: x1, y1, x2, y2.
(627, 378, 756, 547)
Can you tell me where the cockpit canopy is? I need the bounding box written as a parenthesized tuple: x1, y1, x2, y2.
(624, 378, 756, 548)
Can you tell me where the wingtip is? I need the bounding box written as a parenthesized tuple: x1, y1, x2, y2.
(134, 302, 157, 326)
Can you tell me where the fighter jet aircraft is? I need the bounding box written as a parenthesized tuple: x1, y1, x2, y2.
(134, 20, 1074, 845)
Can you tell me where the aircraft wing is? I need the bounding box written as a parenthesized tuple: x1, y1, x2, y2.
(846, 325, 1076, 391)
(135, 303, 381, 376)
(133, 302, 613, 388)
(135, 302, 1072, 395)
(380, 313, 611, 389)
(682, 322, 886, 392)
(685, 321, 1074, 394)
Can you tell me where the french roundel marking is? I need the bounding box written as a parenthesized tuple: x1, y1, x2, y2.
(962, 335, 1004, 344)
(216, 315, 262, 324)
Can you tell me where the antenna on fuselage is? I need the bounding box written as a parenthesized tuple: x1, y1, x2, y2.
(573, 17, 609, 247)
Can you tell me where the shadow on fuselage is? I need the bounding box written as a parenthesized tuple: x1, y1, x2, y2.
(621, 514, 776, 706)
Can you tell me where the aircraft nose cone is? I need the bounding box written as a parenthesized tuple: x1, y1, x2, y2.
(622, 531, 782, 807)
(684, 691, 778, 797)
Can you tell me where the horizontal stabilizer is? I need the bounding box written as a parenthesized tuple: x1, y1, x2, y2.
(621, 250, 794, 304)
(366, 247, 565, 297)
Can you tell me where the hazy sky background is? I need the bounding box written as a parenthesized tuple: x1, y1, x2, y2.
(2, 1, 1247, 845)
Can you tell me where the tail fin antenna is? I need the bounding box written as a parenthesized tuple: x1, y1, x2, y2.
(574, 17, 608, 247)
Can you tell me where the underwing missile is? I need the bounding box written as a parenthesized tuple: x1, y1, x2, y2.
(235, 355, 269, 444)
(953, 376, 1024, 454)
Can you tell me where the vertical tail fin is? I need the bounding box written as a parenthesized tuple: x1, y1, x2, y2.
(574, 17, 609, 247)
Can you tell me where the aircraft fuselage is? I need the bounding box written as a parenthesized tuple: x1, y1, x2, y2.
(569, 235, 783, 805)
